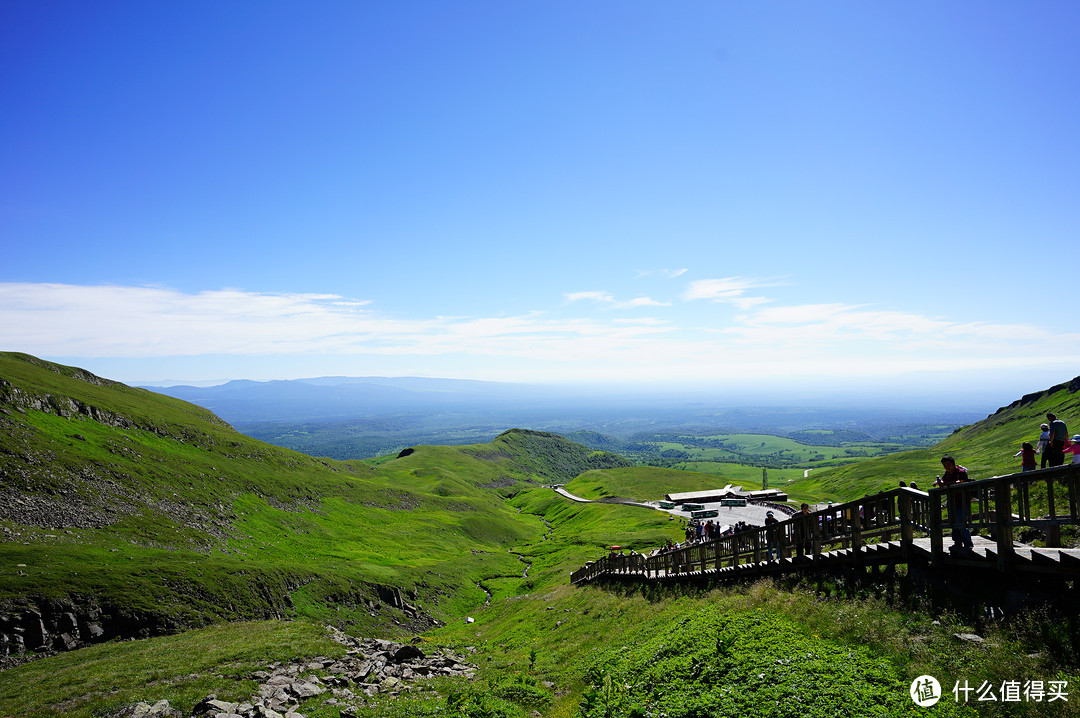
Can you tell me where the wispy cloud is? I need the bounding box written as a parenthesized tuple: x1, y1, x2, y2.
(563, 290, 670, 309)
(634, 268, 688, 279)
(564, 291, 614, 303)
(681, 276, 783, 310)
(2, 282, 1077, 385)
(0, 283, 674, 361)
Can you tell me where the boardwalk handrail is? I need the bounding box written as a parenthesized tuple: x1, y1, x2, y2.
(930, 462, 1080, 570)
(570, 463, 1080, 584)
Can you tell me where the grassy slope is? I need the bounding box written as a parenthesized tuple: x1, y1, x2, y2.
(785, 377, 1080, 502)
(0, 621, 347, 718)
(425, 498, 1080, 718)
(2, 353, 616, 633)
(564, 466, 725, 501)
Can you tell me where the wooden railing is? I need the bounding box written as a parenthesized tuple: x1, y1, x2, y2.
(569, 463, 1080, 584)
(930, 462, 1080, 570)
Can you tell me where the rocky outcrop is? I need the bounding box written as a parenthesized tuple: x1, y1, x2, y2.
(0, 582, 440, 667)
(111, 627, 477, 718)
(0, 596, 182, 667)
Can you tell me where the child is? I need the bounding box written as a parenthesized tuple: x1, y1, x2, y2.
(1014, 442, 1037, 472)
(1037, 423, 1051, 468)
(1064, 435, 1080, 465)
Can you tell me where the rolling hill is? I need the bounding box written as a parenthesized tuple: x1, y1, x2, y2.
(0, 352, 630, 658)
(4, 352, 1080, 718)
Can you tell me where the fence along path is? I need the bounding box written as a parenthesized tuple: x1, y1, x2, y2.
(570, 463, 1080, 585)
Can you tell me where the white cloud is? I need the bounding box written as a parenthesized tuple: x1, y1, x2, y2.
(0, 283, 675, 362)
(563, 290, 670, 309)
(564, 290, 615, 304)
(681, 276, 781, 310)
(2, 282, 1078, 386)
(623, 296, 670, 308)
(634, 268, 688, 279)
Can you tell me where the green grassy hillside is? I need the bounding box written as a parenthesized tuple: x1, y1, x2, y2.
(785, 377, 1080, 502)
(0, 353, 616, 643)
(564, 466, 724, 501)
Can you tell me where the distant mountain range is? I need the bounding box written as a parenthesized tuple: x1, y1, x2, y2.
(144, 374, 994, 461)
(147, 375, 560, 422)
(146, 375, 991, 427)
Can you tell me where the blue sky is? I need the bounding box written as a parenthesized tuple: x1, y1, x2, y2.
(2, 2, 1078, 399)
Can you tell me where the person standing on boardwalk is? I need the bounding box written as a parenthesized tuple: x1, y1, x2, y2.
(764, 511, 780, 560)
(1047, 413, 1068, 467)
(937, 455, 974, 551)
(792, 503, 812, 556)
(1037, 423, 1052, 469)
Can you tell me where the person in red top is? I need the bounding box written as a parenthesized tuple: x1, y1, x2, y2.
(937, 455, 974, 551)
(1014, 442, 1037, 472)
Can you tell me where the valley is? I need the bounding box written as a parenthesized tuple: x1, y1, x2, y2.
(1, 352, 1079, 717)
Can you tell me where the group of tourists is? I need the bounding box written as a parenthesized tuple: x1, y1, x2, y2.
(649, 519, 757, 556)
(1018, 413, 1080, 471)
(935, 412, 1075, 553)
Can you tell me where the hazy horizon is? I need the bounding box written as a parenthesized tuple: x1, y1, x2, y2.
(127, 365, 1074, 417)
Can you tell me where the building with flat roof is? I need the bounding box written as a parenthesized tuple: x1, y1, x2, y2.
(666, 484, 788, 504)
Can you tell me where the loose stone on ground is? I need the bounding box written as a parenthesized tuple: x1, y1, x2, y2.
(112, 626, 477, 718)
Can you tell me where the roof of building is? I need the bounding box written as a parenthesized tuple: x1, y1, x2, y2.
(666, 486, 788, 502)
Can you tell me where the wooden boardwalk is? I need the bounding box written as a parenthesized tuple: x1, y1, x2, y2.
(570, 463, 1080, 586)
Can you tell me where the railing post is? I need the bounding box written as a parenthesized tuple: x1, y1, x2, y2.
(1046, 472, 1061, 548)
(1068, 464, 1080, 519)
(929, 489, 944, 562)
(751, 532, 761, 564)
(898, 490, 914, 561)
(994, 477, 1014, 572)
(850, 502, 862, 568)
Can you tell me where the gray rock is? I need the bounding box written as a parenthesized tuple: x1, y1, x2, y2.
(287, 681, 323, 699)
(192, 697, 240, 716)
(393, 644, 425, 662)
(123, 700, 182, 718)
(253, 707, 285, 718)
